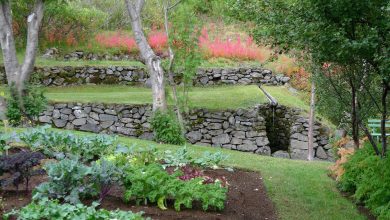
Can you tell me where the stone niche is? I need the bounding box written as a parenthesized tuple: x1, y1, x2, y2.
(38, 102, 333, 161)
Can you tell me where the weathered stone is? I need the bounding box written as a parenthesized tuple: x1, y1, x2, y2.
(272, 150, 290, 158)
(89, 112, 100, 121)
(316, 146, 328, 159)
(53, 119, 67, 128)
(99, 114, 118, 122)
(74, 110, 87, 118)
(334, 129, 347, 139)
(231, 137, 243, 145)
(256, 137, 270, 147)
(186, 131, 202, 144)
(80, 123, 100, 133)
(255, 146, 271, 156)
(212, 134, 230, 145)
(290, 139, 308, 150)
(60, 108, 72, 115)
(237, 140, 258, 152)
(101, 121, 114, 129)
(232, 131, 246, 139)
(39, 115, 52, 123)
(291, 133, 308, 141)
(208, 123, 222, 130)
(52, 109, 61, 119)
(104, 109, 117, 115)
(72, 118, 87, 126)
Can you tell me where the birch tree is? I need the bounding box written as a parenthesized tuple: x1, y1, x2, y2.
(0, 0, 44, 120)
(125, 0, 167, 111)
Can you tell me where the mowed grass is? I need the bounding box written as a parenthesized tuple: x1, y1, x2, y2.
(263, 85, 310, 112)
(2, 127, 366, 220)
(43, 85, 268, 110)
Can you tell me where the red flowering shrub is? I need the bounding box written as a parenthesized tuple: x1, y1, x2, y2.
(94, 31, 167, 53)
(198, 27, 270, 62)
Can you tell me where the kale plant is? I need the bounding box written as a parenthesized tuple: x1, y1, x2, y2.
(90, 159, 123, 202)
(0, 151, 45, 191)
(33, 157, 96, 204)
(4, 198, 147, 220)
(19, 126, 116, 161)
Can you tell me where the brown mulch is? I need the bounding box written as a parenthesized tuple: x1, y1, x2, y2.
(0, 169, 277, 220)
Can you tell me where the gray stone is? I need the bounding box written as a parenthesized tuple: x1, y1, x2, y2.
(53, 119, 67, 128)
(104, 109, 117, 115)
(39, 115, 52, 123)
(200, 76, 209, 85)
(291, 133, 308, 141)
(80, 123, 101, 133)
(272, 150, 290, 158)
(60, 108, 72, 115)
(99, 114, 118, 122)
(89, 112, 100, 121)
(72, 118, 87, 126)
(139, 132, 154, 140)
(208, 123, 222, 130)
(316, 146, 328, 159)
(92, 108, 104, 114)
(256, 137, 270, 147)
(74, 110, 87, 118)
(186, 131, 202, 144)
(237, 140, 258, 152)
(212, 134, 230, 145)
(231, 137, 243, 145)
(101, 121, 114, 129)
(232, 131, 246, 139)
(323, 144, 332, 150)
(117, 127, 134, 136)
(52, 109, 61, 119)
(255, 146, 271, 156)
(290, 139, 308, 150)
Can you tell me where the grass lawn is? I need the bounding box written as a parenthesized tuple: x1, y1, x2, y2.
(1, 127, 366, 220)
(41, 85, 268, 110)
(262, 85, 310, 112)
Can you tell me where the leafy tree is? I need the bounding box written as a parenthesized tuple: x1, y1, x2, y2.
(228, 0, 390, 156)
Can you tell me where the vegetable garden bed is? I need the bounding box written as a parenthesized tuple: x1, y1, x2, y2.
(0, 127, 276, 220)
(1, 164, 276, 220)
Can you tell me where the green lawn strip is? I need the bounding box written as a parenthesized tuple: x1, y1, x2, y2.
(262, 85, 310, 112)
(1, 127, 365, 220)
(42, 85, 267, 110)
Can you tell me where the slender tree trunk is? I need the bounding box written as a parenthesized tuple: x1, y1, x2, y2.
(125, 0, 167, 111)
(349, 78, 359, 149)
(163, 1, 184, 132)
(0, 96, 6, 120)
(381, 80, 389, 156)
(307, 81, 316, 161)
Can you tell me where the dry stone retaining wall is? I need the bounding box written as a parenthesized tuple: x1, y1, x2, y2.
(38, 102, 332, 161)
(0, 66, 290, 86)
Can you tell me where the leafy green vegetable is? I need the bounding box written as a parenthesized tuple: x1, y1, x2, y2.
(4, 198, 147, 220)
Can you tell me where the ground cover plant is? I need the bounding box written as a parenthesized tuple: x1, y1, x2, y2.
(4, 198, 146, 220)
(337, 143, 390, 219)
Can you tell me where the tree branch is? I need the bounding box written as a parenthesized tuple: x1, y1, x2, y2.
(168, 0, 183, 10)
(20, 0, 44, 86)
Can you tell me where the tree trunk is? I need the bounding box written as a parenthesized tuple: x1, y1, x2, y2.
(125, 0, 167, 112)
(0, 0, 44, 95)
(350, 78, 359, 149)
(381, 80, 389, 157)
(0, 96, 6, 120)
(307, 81, 316, 161)
(163, 1, 185, 132)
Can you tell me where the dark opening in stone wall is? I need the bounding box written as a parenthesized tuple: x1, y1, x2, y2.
(258, 105, 295, 153)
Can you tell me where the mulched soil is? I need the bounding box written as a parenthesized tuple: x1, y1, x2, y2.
(0, 168, 277, 220)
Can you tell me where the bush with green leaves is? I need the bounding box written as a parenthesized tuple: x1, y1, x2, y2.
(19, 126, 116, 161)
(339, 143, 390, 219)
(4, 198, 147, 220)
(33, 157, 96, 204)
(123, 163, 227, 211)
(6, 85, 47, 126)
(151, 110, 185, 145)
